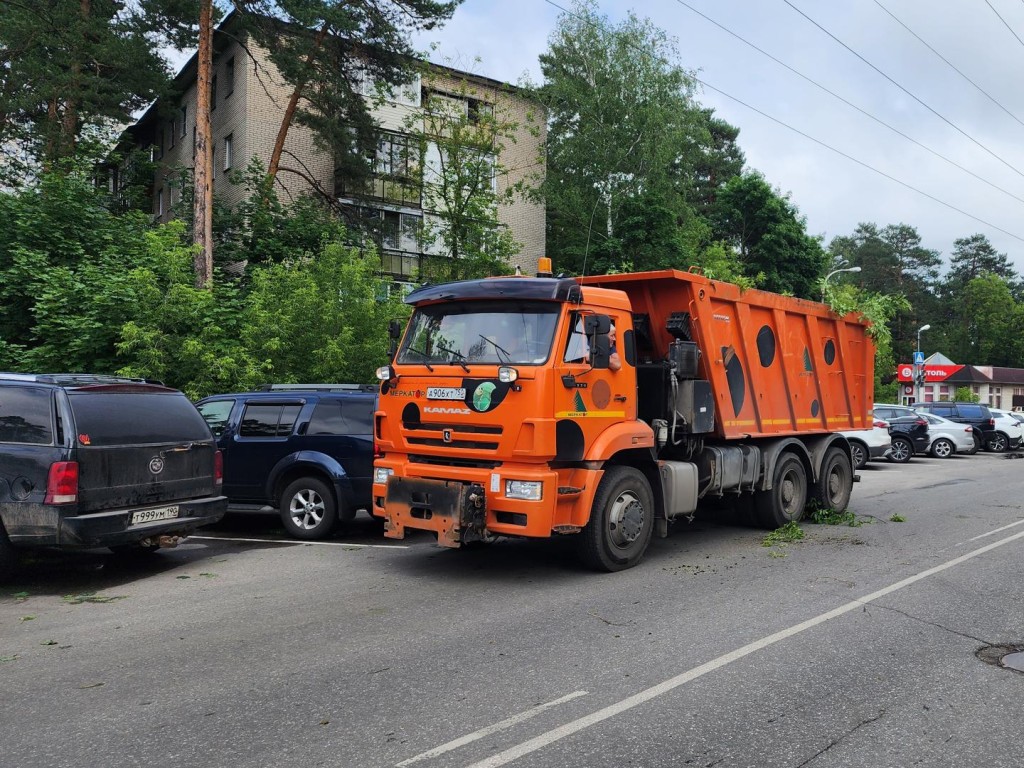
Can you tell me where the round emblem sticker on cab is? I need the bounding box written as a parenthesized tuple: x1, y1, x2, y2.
(149, 457, 165, 474)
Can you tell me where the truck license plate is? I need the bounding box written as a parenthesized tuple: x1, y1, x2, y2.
(427, 387, 466, 400)
(130, 506, 180, 525)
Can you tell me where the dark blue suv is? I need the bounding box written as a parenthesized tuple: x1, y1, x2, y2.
(195, 385, 377, 540)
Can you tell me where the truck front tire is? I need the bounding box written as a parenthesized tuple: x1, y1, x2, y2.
(755, 454, 808, 529)
(578, 466, 654, 572)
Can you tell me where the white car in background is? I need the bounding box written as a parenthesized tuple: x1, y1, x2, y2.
(840, 418, 892, 470)
(988, 409, 1024, 452)
(922, 412, 975, 458)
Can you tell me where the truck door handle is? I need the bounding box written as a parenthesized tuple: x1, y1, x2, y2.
(614, 395, 627, 402)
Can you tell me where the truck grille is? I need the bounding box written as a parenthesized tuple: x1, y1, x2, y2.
(407, 437, 499, 450)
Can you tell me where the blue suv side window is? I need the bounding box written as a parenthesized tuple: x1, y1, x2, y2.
(197, 399, 234, 437)
(240, 403, 301, 437)
(308, 400, 344, 434)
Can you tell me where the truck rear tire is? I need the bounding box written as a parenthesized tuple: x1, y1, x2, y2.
(755, 454, 808, 529)
(812, 447, 852, 514)
(280, 477, 337, 540)
(578, 466, 654, 572)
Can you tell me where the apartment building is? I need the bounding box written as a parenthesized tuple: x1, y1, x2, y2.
(123, 16, 545, 279)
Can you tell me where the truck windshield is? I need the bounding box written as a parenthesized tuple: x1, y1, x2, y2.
(398, 300, 560, 366)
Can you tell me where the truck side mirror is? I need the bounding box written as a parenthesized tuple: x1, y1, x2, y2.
(585, 314, 612, 368)
(387, 320, 403, 358)
(583, 315, 610, 335)
(590, 333, 610, 369)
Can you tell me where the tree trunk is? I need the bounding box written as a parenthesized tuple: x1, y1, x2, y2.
(266, 22, 331, 189)
(193, 0, 214, 289)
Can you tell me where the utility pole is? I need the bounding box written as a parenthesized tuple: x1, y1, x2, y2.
(192, 0, 214, 289)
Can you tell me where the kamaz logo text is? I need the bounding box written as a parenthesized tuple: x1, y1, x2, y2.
(424, 406, 471, 415)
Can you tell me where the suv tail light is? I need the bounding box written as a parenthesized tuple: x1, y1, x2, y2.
(988, 418, 996, 427)
(873, 419, 889, 429)
(915, 418, 928, 426)
(214, 450, 223, 485)
(374, 439, 383, 459)
(45, 461, 79, 505)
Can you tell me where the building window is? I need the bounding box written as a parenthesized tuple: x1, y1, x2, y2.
(156, 188, 164, 217)
(169, 121, 175, 149)
(180, 106, 187, 137)
(211, 75, 218, 110)
(225, 57, 235, 97)
(337, 131, 421, 208)
(223, 134, 233, 171)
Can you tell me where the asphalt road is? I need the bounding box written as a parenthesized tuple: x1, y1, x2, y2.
(2, 451, 1023, 768)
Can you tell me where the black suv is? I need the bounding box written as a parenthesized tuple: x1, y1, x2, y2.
(195, 385, 377, 540)
(0, 374, 227, 580)
(872, 403, 931, 462)
(912, 401, 997, 453)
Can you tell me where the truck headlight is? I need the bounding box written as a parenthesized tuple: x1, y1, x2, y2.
(498, 366, 519, 383)
(376, 365, 395, 381)
(374, 467, 394, 485)
(505, 479, 542, 500)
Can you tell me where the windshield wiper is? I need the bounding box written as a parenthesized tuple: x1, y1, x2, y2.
(435, 342, 470, 371)
(478, 334, 511, 364)
(405, 346, 434, 372)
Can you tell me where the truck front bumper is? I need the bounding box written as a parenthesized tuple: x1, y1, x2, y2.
(374, 461, 601, 547)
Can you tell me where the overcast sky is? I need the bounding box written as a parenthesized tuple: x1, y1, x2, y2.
(411, 0, 1024, 274)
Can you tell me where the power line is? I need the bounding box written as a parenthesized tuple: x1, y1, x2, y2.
(668, 0, 1024, 205)
(873, 0, 1024, 131)
(984, 0, 1024, 51)
(539, 0, 1024, 243)
(696, 80, 1024, 244)
(782, 0, 1024, 181)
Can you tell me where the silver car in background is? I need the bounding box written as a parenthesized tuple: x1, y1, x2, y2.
(922, 412, 975, 458)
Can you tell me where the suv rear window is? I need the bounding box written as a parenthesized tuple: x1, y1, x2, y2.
(957, 404, 985, 418)
(68, 391, 212, 446)
(0, 385, 54, 445)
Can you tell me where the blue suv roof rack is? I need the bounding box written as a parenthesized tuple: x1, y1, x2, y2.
(254, 383, 377, 392)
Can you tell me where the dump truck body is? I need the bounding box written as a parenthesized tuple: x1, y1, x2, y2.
(372, 269, 874, 570)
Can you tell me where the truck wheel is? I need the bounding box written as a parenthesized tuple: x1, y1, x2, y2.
(813, 447, 853, 514)
(988, 432, 1008, 452)
(280, 477, 337, 540)
(578, 466, 654, 572)
(930, 438, 955, 459)
(755, 454, 808, 529)
(848, 441, 868, 470)
(887, 436, 913, 463)
(0, 524, 18, 582)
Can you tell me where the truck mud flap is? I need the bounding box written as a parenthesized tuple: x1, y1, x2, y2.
(383, 477, 485, 548)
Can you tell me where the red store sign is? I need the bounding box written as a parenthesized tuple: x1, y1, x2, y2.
(896, 364, 964, 383)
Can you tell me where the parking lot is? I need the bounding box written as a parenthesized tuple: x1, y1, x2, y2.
(3, 450, 1023, 768)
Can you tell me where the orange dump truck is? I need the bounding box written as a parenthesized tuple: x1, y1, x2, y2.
(372, 267, 874, 570)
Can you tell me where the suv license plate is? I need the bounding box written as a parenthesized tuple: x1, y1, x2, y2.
(130, 506, 180, 525)
(427, 387, 466, 400)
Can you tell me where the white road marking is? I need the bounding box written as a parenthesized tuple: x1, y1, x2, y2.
(464, 529, 1024, 768)
(189, 535, 409, 549)
(397, 692, 589, 767)
(966, 518, 1024, 541)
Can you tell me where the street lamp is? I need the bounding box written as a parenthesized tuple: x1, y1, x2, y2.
(821, 266, 862, 301)
(915, 323, 931, 404)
